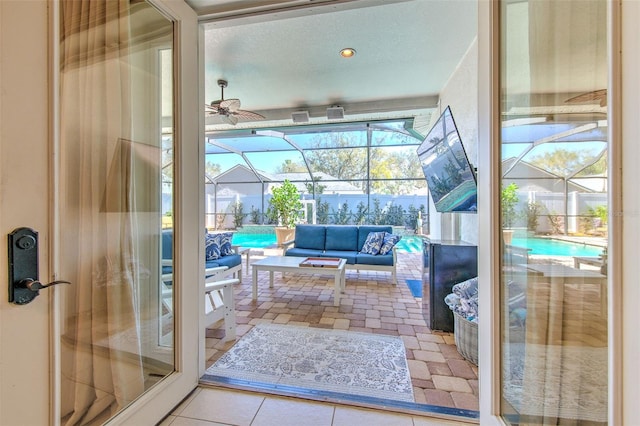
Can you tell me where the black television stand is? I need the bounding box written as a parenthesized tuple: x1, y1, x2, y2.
(422, 238, 478, 332)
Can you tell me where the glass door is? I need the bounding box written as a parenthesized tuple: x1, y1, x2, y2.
(56, 1, 199, 423)
(498, 1, 609, 423)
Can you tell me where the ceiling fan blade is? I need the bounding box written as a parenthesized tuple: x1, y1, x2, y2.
(220, 99, 241, 111)
(233, 109, 266, 120)
(205, 104, 219, 114)
(565, 89, 607, 107)
(222, 114, 238, 125)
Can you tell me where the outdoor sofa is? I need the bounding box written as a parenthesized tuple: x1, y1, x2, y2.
(162, 229, 243, 281)
(282, 224, 400, 284)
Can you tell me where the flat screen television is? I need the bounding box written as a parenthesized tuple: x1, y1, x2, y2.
(416, 106, 477, 213)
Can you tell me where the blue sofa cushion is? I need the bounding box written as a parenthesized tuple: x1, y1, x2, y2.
(205, 259, 220, 269)
(379, 232, 401, 255)
(211, 253, 241, 269)
(294, 225, 326, 250)
(285, 247, 324, 258)
(357, 226, 393, 251)
(322, 250, 357, 264)
(356, 252, 394, 266)
(325, 226, 358, 251)
(360, 231, 386, 255)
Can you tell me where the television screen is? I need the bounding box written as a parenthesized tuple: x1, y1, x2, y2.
(416, 106, 477, 213)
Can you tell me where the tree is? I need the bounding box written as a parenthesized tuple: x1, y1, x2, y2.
(274, 133, 426, 195)
(205, 161, 221, 180)
(578, 151, 608, 176)
(305, 133, 369, 190)
(529, 148, 603, 177)
(370, 148, 424, 194)
(304, 176, 326, 195)
(501, 182, 519, 228)
(268, 179, 302, 228)
(276, 159, 306, 173)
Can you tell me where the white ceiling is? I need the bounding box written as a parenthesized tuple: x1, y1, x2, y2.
(185, 0, 478, 130)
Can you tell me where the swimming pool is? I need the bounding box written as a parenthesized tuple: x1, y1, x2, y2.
(511, 237, 603, 257)
(231, 233, 423, 253)
(231, 232, 602, 257)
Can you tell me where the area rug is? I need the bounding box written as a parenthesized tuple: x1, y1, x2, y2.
(502, 343, 607, 423)
(405, 279, 422, 298)
(203, 323, 414, 403)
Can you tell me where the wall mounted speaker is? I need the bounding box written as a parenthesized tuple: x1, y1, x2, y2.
(326, 106, 344, 120)
(291, 111, 310, 123)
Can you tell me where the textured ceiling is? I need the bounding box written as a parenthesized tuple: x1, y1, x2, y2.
(186, 0, 478, 129)
(184, 0, 607, 131)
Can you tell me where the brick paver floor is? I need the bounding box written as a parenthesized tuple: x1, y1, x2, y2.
(202, 248, 479, 412)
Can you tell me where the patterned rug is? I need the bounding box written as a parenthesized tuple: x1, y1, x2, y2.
(502, 343, 607, 423)
(204, 323, 414, 403)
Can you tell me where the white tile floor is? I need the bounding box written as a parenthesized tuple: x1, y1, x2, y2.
(160, 386, 474, 426)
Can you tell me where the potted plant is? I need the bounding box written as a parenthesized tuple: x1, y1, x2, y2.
(268, 179, 303, 245)
(501, 182, 519, 244)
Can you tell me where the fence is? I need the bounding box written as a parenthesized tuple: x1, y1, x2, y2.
(516, 191, 607, 235)
(204, 193, 429, 231)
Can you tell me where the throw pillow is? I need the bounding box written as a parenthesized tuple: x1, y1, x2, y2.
(452, 277, 478, 299)
(360, 231, 386, 255)
(205, 233, 221, 260)
(219, 232, 234, 256)
(379, 232, 401, 255)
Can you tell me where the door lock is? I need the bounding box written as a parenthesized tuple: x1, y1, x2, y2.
(8, 227, 71, 305)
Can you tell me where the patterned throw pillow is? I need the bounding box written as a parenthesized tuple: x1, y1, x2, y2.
(205, 233, 221, 261)
(379, 232, 401, 255)
(219, 232, 234, 256)
(360, 231, 386, 255)
(452, 277, 478, 299)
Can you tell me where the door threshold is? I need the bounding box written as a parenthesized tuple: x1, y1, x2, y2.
(199, 374, 479, 424)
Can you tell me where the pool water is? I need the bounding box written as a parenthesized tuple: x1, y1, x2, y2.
(231, 233, 423, 253)
(511, 237, 603, 257)
(232, 233, 602, 257)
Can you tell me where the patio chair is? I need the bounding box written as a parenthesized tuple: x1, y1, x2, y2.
(161, 261, 238, 341)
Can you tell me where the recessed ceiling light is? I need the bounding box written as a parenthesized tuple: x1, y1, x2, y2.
(340, 48, 356, 58)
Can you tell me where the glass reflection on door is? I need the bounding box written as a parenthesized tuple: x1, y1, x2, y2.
(499, 1, 608, 424)
(58, 1, 175, 423)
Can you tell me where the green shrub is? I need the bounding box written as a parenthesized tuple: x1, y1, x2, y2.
(231, 201, 246, 228)
(249, 206, 261, 224)
(317, 198, 330, 224)
(354, 201, 368, 225)
(501, 183, 519, 228)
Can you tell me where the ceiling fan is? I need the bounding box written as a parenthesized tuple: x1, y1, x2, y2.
(565, 89, 607, 107)
(206, 79, 265, 125)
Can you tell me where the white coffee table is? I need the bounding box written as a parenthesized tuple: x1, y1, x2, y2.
(251, 256, 347, 306)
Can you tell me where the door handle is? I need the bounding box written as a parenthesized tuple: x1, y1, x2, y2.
(8, 227, 71, 305)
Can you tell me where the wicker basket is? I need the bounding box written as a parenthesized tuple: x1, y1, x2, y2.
(453, 313, 478, 365)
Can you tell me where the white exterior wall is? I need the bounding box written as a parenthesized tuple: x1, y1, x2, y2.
(429, 37, 479, 244)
